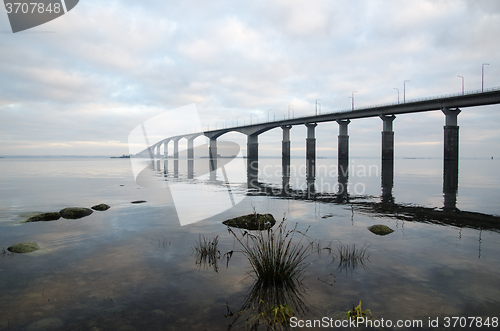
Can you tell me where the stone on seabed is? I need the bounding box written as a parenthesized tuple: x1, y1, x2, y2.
(368, 224, 394, 236)
(59, 207, 93, 219)
(8, 242, 40, 253)
(223, 213, 276, 230)
(24, 212, 61, 223)
(91, 203, 111, 211)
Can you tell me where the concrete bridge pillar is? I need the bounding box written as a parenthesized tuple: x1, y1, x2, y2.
(380, 115, 395, 203)
(156, 145, 161, 158)
(187, 138, 195, 159)
(380, 115, 395, 160)
(336, 120, 350, 202)
(163, 141, 169, 158)
(442, 107, 460, 211)
(247, 134, 259, 160)
(442, 108, 461, 161)
(281, 125, 292, 194)
(173, 138, 181, 159)
(209, 137, 217, 172)
(247, 134, 259, 187)
(305, 123, 317, 181)
(337, 120, 350, 160)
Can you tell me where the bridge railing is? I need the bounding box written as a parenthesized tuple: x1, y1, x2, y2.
(325, 86, 500, 115)
(218, 86, 500, 130)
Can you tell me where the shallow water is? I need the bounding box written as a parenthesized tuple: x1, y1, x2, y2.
(0, 157, 499, 330)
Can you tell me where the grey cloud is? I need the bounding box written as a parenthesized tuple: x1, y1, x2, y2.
(0, 0, 499, 157)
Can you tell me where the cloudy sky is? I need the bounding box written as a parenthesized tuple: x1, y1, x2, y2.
(0, 0, 499, 158)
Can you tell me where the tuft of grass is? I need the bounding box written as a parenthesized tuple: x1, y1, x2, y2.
(193, 235, 221, 272)
(227, 218, 316, 285)
(335, 242, 370, 273)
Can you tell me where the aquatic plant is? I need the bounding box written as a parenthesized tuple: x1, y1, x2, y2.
(344, 300, 372, 320)
(193, 235, 221, 272)
(254, 301, 294, 327)
(227, 218, 316, 285)
(226, 278, 310, 331)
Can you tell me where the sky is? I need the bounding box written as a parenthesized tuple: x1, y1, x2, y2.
(0, 0, 499, 158)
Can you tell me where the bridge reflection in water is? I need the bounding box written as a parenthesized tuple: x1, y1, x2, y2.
(148, 153, 500, 233)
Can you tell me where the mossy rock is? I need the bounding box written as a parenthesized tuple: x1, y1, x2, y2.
(368, 224, 394, 236)
(223, 213, 276, 230)
(131, 200, 147, 204)
(59, 207, 93, 220)
(91, 204, 110, 211)
(23, 212, 61, 223)
(8, 242, 39, 253)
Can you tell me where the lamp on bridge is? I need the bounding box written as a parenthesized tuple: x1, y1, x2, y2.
(482, 63, 489, 92)
(404, 80, 410, 103)
(393, 88, 399, 104)
(348, 91, 357, 110)
(457, 75, 464, 95)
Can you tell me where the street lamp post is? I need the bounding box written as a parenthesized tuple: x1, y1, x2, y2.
(457, 75, 464, 95)
(393, 88, 399, 104)
(268, 109, 276, 122)
(482, 63, 489, 92)
(404, 80, 410, 103)
(348, 91, 357, 110)
(315, 99, 321, 115)
(251, 114, 258, 125)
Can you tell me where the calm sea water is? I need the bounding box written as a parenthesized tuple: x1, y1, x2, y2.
(0, 157, 499, 330)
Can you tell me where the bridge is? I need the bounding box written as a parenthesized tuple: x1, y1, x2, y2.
(137, 87, 500, 209)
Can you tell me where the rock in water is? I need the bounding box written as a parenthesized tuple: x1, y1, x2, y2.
(368, 224, 394, 236)
(8, 242, 39, 253)
(131, 200, 147, 204)
(24, 212, 61, 223)
(223, 213, 276, 230)
(59, 207, 93, 219)
(91, 203, 111, 211)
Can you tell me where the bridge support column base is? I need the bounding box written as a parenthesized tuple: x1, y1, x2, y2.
(305, 123, 317, 181)
(380, 114, 395, 161)
(209, 138, 217, 172)
(187, 138, 194, 159)
(247, 134, 259, 188)
(381, 132, 394, 160)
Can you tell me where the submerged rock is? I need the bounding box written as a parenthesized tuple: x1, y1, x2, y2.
(8, 242, 39, 253)
(91, 203, 111, 211)
(24, 212, 61, 223)
(368, 224, 394, 236)
(59, 207, 93, 219)
(131, 200, 147, 204)
(223, 213, 276, 230)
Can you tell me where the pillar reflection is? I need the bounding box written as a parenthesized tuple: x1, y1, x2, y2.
(381, 159, 394, 204)
(337, 158, 349, 202)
